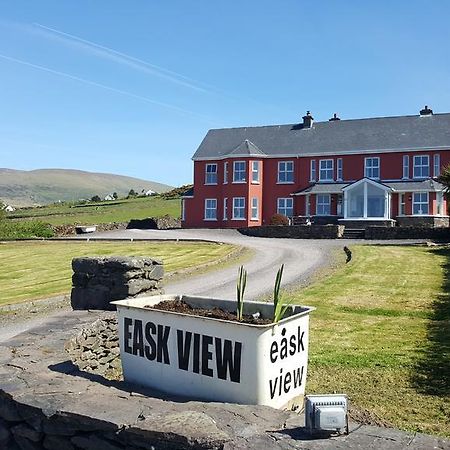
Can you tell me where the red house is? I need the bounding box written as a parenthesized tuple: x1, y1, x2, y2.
(182, 106, 450, 229)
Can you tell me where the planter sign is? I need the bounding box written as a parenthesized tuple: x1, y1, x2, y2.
(112, 295, 314, 409)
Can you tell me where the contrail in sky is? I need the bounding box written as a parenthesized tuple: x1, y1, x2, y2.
(0, 53, 217, 124)
(33, 22, 217, 95)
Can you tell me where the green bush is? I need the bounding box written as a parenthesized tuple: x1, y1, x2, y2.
(0, 220, 54, 239)
(269, 213, 290, 226)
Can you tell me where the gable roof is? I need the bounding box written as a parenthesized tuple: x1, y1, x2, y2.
(193, 113, 450, 160)
(229, 139, 266, 157)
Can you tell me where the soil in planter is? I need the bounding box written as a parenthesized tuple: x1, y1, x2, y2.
(147, 299, 273, 325)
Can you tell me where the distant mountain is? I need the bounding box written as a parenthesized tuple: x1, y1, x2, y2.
(0, 168, 174, 206)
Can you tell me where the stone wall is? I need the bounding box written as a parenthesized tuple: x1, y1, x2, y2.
(53, 222, 128, 236)
(127, 215, 181, 230)
(395, 216, 450, 228)
(365, 226, 450, 240)
(239, 224, 344, 239)
(71, 256, 163, 311)
(65, 315, 122, 380)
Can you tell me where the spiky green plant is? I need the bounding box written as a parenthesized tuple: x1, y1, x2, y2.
(236, 265, 247, 321)
(273, 264, 292, 323)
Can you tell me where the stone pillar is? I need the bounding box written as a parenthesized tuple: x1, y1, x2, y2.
(71, 256, 164, 310)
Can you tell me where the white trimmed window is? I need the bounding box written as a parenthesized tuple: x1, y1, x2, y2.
(233, 161, 246, 182)
(413, 192, 429, 215)
(413, 155, 429, 178)
(251, 161, 260, 183)
(434, 154, 441, 177)
(278, 161, 294, 183)
(205, 164, 217, 184)
(403, 155, 409, 179)
(337, 158, 343, 181)
(223, 162, 228, 184)
(316, 194, 331, 215)
(399, 193, 405, 216)
(232, 197, 246, 219)
(204, 199, 217, 220)
(223, 198, 228, 220)
(319, 159, 333, 181)
(365, 157, 380, 179)
(277, 198, 293, 217)
(251, 197, 259, 220)
(310, 160, 316, 182)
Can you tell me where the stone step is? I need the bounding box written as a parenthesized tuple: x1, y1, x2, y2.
(341, 228, 366, 239)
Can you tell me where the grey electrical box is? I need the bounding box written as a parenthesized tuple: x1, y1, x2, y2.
(305, 394, 348, 434)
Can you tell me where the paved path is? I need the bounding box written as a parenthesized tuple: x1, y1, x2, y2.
(70, 228, 345, 300)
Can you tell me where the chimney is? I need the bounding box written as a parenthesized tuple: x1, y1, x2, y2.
(419, 105, 433, 116)
(302, 111, 314, 128)
(329, 113, 340, 121)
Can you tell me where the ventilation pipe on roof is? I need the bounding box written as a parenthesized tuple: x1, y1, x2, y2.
(302, 111, 314, 128)
(420, 105, 433, 116)
(329, 113, 341, 121)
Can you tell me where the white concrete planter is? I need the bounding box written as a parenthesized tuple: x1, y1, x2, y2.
(112, 295, 314, 409)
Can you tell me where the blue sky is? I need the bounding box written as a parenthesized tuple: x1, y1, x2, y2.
(1, 1, 450, 186)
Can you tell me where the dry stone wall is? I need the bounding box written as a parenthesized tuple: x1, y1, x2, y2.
(239, 225, 344, 239)
(71, 256, 163, 311)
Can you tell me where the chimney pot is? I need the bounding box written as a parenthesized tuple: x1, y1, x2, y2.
(420, 105, 433, 116)
(302, 111, 314, 128)
(329, 113, 341, 121)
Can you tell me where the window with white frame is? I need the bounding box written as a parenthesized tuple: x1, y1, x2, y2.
(223, 198, 228, 220)
(232, 197, 246, 219)
(233, 161, 246, 182)
(402, 155, 409, 179)
(413, 155, 429, 178)
(434, 154, 441, 177)
(316, 194, 331, 215)
(204, 199, 217, 220)
(205, 164, 217, 184)
(337, 158, 343, 181)
(278, 161, 294, 183)
(251, 161, 260, 183)
(399, 193, 405, 215)
(319, 159, 333, 181)
(310, 160, 316, 182)
(223, 162, 228, 184)
(277, 198, 293, 217)
(413, 192, 429, 215)
(251, 197, 259, 220)
(365, 157, 380, 179)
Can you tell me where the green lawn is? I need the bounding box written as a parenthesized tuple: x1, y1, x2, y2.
(0, 241, 236, 305)
(8, 196, 181, 226)
(290, 245, 450, 437)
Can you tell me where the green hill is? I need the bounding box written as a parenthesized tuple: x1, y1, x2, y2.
(0, 168, 173, 207)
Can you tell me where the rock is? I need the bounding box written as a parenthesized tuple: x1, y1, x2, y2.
(43, 434, 75, 450)
(11, 424, 42, 442)
(71, 434, 123, 450)
(0, 418, 11, 445)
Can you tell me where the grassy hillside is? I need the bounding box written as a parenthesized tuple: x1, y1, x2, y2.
(8, 196, 181, 226)
(0, 168, 173, 206)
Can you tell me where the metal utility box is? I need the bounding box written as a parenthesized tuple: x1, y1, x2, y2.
(305, 394, 348, 434)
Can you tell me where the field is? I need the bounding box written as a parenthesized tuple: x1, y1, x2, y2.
(0, 240, 236, 305)
(7, 196, 181, 226)
(292, 245, 450, 437)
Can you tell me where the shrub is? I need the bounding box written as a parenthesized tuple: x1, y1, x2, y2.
(269, 213, 290, 226)
(0, 220, 54, 239)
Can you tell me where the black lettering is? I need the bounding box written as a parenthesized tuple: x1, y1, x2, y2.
(132, 319, 144, 357)
(193, 333, 200, 373)
(293, 366, 304, 388)
(144, 322, 156, 360)
(157, 324, 170, 364)
(201, 335, 214, 377)
(278, 368, 283, 396)
(283, 371, 292, 393)
(270, 341, 278, 363)
(269, 377, 278, 399)
(280, 337, 288, 360)
(177, 330, 192, 371)
(124, 317, 133, 354)
(297, 327, 305, 352)
(289, 334, 296, 356)
(215, 338, 242, 383)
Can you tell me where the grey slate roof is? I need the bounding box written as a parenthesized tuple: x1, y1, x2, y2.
(193, 113, 450, 160)
(293, 179, 444, 195)
(229, 139, 266, 156)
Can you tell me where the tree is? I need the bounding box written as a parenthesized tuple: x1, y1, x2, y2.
(113, 192, 118, 200)
(91, 195, 101, 202)
(127, 189, 137, 198)
(438, 164, 450, 192)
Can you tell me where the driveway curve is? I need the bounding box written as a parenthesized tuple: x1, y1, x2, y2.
(78, 228, 344, 300)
